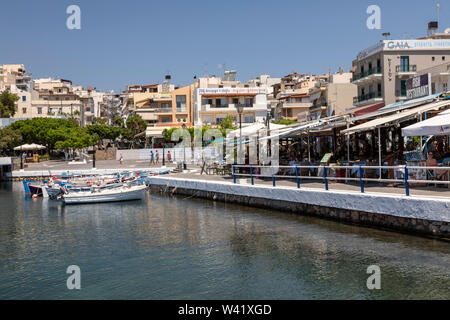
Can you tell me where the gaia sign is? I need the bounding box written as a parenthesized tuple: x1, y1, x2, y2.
(406, 73, 431, 100)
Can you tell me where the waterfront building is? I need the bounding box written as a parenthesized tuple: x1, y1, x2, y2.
(0, 64, 32, 118)
(27, 78, 81, 120)
(275, 71, 356, 121)
(194, 71, 272, 126)
(351, 31, 450, 114)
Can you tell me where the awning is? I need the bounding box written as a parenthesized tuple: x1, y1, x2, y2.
(353, 102, 385, 117)
(201, 93, 257, 97)
(139, 113, 158, 121)
(14, 143, 46, 151)
(145, 127, 169, 138)
(229, 123, 287, 138)
(342, 100, 450, 135)
(402, 109, 450, 136)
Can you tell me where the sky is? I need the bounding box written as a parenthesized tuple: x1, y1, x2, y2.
(0, 0, 448, 92)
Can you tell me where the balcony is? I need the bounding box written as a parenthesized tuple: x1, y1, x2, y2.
(396, 65, 417, 77)
(352, 66, 382, 83)
(281, 102, 312, 109)
(353, 91, 383, 106)
(201, 103, 253, 112)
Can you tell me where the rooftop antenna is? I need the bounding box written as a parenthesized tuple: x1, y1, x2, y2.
(382, 32, 391, 39)
(203, 62, 208, 77)
(437, 3, 440, 32)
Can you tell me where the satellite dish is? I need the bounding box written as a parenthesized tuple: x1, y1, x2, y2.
(445, 28, 450, 34)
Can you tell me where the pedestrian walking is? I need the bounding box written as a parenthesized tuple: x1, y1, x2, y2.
(155, 150, 159, 164)
(150, 151, 155, 165)
(167, 151, 172, 163)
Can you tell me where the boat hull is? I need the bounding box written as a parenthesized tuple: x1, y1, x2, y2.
(63, 186, 146, 204)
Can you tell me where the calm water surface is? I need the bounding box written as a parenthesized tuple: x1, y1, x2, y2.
(0, 182, 449, 299)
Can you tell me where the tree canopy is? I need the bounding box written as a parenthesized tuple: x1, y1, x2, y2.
(8, 118, 96, 151)
(0, 90, 19, 118)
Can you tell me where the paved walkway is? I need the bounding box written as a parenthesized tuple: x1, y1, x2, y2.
(22, 159, 178, 171)
(168, 171, 450, 199)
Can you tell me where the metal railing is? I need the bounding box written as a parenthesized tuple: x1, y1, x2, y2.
(396, 65, 417, 73)
(354, 91, 383, 103)
(352, 66, 382, 81)
(232, 165, 450, 197)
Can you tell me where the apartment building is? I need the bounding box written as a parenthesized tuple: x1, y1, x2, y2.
(194, 71, 270, 126)
(25, 78, 81, 120)
(351, 32, 450, 113)
(0, 64, 32, 118)
(275, 73, 327, 120)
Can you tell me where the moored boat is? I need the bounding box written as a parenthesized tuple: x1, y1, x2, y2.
(62, 183, 147, 204)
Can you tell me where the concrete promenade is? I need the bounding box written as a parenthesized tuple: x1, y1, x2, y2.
(9, 160, 450, 198)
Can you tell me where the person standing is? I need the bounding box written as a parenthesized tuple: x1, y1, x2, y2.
(167, 151, 172, 163)
(155, 150, 159, 164)
(119, 153, 124, 165)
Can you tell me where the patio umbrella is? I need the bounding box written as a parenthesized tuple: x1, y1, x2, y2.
(402, 112, 450, 136)
(14, 143, 46, 151)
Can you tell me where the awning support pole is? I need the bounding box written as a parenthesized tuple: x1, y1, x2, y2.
(307, 131, 311, 163)
(378, 127, 382, 180)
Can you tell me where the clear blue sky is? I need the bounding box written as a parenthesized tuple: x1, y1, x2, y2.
(0, 0, 447, 92)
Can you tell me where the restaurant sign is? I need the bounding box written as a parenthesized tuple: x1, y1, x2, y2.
(406, 73, 431, 100)
(198, 88, 266, 95)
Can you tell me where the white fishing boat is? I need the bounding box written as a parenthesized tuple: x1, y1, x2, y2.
(62, 183, 147, 204)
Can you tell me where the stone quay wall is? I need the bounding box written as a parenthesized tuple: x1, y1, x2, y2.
(148, 177, 450, 239)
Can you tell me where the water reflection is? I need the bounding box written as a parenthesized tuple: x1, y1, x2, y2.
(0, 182, 449, 299)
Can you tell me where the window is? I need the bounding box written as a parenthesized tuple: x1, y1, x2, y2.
(22, 108, 27, 114)
(215, 98, 227, 107)
(37, 107, 42, 114)
(400, 56, 409, 71)
(245, 98, 253, 106)
(244, 115, 254, 123)
(22, 96, 26, 102)
(432, 56, 435, 61)
(400, 80, 406, 96)
(161, 103, 170, 109)
(443, 56, 446, 61)
(176, 95, 186, 111)
(232, 98, 239, 105)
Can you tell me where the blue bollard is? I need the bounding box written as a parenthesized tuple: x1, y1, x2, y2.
(251, 167, 254, 185)
(359, 166, 364, 193)
(296, 166, 300, 189)
(324, 166, 329, 191)
(272, 167, 276, 187)
(405, 165, 409, 196)
(233, 166, 236, 184)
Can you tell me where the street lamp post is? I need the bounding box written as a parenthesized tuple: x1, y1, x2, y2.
(235, 104, 244, 164)
(182, 123, 187, 170)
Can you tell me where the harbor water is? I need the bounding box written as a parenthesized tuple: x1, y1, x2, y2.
(0, 182, 449, 299)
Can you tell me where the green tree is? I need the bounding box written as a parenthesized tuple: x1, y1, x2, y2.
(0, 90, 19, 118)
(0, 127, 21, 154)
(93, 117, 107, 125)
(219, 115, 235, 130)
(126, 114, 147, 137)
(272, 119, 298, 125)
(113, 117, 124, 127)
